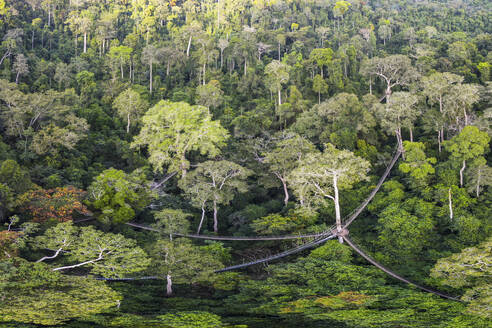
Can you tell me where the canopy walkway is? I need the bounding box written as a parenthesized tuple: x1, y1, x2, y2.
(101, 149, 460, 301)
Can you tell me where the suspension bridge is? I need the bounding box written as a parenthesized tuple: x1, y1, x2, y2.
(91, 149, 460, 301)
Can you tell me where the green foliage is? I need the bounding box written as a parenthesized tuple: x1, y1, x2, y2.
(34, 221, 150, 278)
(87, 168, 155, 224)
(399, 141, 436, 187)
(0, 259, 120, 325)
(153, 209, 191, 238)
(431, 236, 492, 318)
(156, 311, 224, 328)
(132, 101, 229, 175)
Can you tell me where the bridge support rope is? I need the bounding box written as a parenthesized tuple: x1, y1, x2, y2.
(342, 236, 461, 301)
(215, 234, 336, 272)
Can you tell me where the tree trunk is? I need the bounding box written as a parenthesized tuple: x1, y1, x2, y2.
(121, 61, 124, 79)
(149, 62, 153, 94)
(197, 205, 206, 234)
(83, 32, 87, 53)
(166, 274, 173, 296)
(187, 36, 192, 57)
(369, 76, 372, 95)
(463, 107, 468, 126)
(448, 187, 453, 220)
(32, 30, 35, 49)
(395, 128, 403, 153)
(280, 178, 289, 206)
(438, 130, 441, 153)
(278, 43, 280, 60)
(278, 88, 282, 106)
(318, 91, 321, 104)
(213, 199, 218, 233)
(385, 84, 392, 103)
(220, 49, 223, 68)
(127, 113, 131, 133)
(203, 61, 206, 85)
(409, 127, 413, 142)
(333, 174, 343, 244)
(459, 159, 466, 187)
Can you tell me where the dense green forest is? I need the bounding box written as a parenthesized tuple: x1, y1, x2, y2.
(0, 0, 491, 327)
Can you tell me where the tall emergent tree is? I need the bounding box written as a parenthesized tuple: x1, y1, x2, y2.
(361, 55, 419, 102)
(265, 60, 290, 107)
(113, 88, 148, 133)
(444, 126, 490, 187)
(131, 101, 229, 177)
(179, 160, 251, 233)
(263, 133, 317, 206)
(288, 143, 370, 242)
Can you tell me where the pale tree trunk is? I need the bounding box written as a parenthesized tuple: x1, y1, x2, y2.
(36, 247, 64, 263)
(197, 204, 206, 234)
(220, 49, 224, 68)
(203, 62, 206, 85)
(438, 130, 441, 153)
(275, 174, 289, 206)
(385, 84, 392, 103)
(32, 30, 35, 49)
(369, 76, 372, 95)
(318, 91, 321, 104)
(15, 72, 20, 84)
(121, 61, 124, 79)
(278, 43, 280, 60)
(459, 160, 466, 187)
(395, 128, 404, 154)
(278, 88, 282, 106)
(213, 199, 218, 233)
(149, 62, 153, 94)
(463, 107, 468, 126)
(409, 127, 413, 142)
(187, 36, 192, 57)
(83, 32, 87, 53)
(333, 174, 343, 244)
(126, 113, 131, 133)
(448, 188, 453, 220)
(53, 254, 103, 271)
(166, 273, 173, 296)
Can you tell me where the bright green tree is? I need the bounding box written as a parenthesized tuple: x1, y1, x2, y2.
(87, 168, 155, 224)
(0, 259, 120, 325)
(444, 126, 490, 187)
(399, 141, 436, 188)
(131, 101, 229, 176)
(34, 221, 150, 278)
